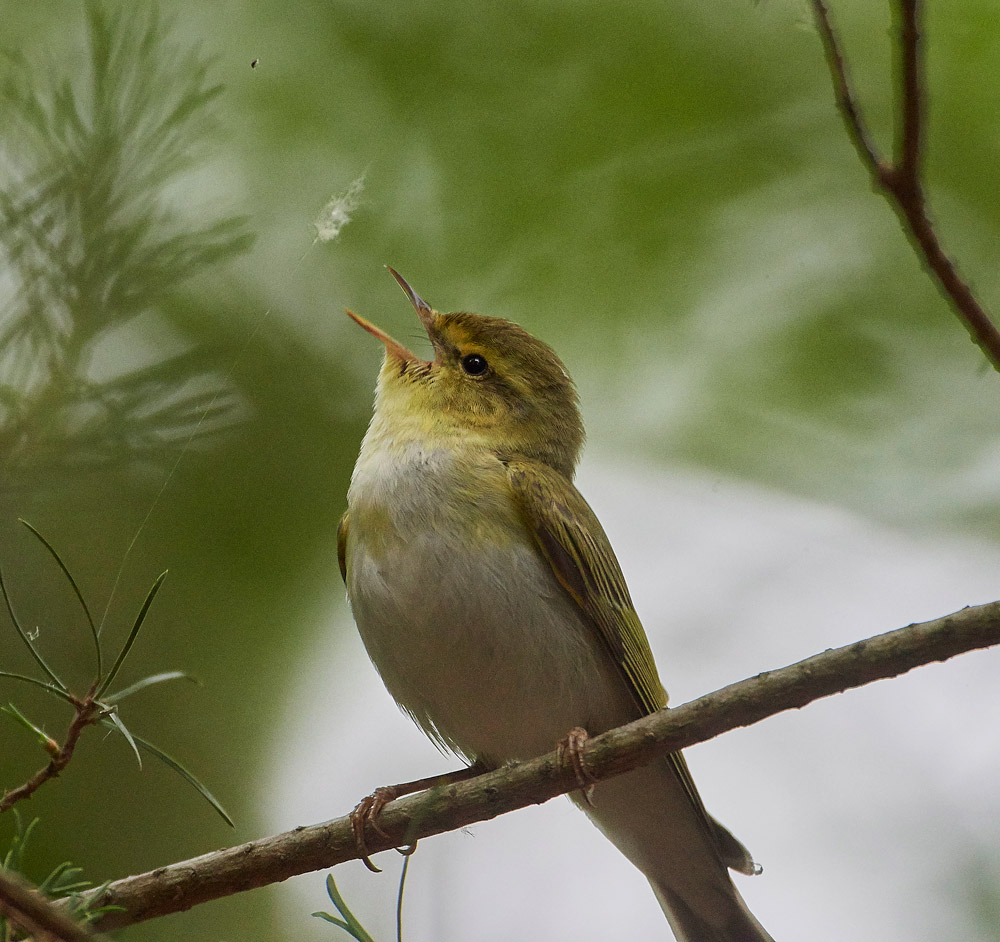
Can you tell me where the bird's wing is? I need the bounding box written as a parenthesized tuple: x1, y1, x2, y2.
(505, 457, 756, 874)
(337, 511, 350, 584)
(506, 457, 665, 714)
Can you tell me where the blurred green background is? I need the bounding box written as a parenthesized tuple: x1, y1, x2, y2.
(2, 0, 1000, 939)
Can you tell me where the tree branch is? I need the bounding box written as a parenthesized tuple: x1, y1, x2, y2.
(85, 599, 1000, 932)
(0, 698, 101, 814)
(0, 868, 101, 942)
(810, 0, 1000, 370)
(896, 0, 923, 190)
(809, 0, 884, 180)
(0, 697, 100, 814)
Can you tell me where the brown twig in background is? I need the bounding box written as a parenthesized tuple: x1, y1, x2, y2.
(83, 599, 1000, 932)
(897, 0, 923, 188)
(0, 696, 101, 814)
(810, 0, 883, 179)
(0, 868, 101, 942)
(810, 0, 1000, 370)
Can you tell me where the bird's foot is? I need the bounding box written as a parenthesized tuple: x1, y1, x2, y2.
(351, 786, 399, 872)
(350, 764, 485, 872)
(557, 726, 596, 806)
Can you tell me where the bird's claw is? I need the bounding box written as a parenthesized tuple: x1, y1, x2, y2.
(350, 785, 399, 872)
(558, 726, 597, 805)
(349, 764, 485, 871)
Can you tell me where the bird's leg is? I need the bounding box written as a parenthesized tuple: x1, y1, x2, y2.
(557, 726, 597, 806)
(351, 762, 487, 872)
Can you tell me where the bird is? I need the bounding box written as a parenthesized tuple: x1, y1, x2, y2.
(337, 268, 774, 942)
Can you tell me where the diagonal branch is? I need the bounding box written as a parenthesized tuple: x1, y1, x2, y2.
(896, 0, 923, 191)
(0, 697, 101, 814)
(0, 868, 102, 942)
(810, 0, 1000, 371)
(809, 0, 884, 180)
(84, 598, 1000, 932)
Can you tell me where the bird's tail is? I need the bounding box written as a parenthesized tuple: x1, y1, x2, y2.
(573, 756, 774, 942)
(652, 876, 774, 942)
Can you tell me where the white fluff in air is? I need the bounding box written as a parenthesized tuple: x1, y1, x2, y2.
(314, 175, 365, 243)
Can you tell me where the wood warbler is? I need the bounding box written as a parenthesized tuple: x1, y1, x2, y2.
(338, 269, 773, 942)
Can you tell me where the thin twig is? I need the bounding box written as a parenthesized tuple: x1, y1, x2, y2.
(0, 868, 102, 942)
(0, 697, 100, 814)
(896, 0, 923, 192)
(83, 599, 1000, 931)
(809, 0, 884, 180)
(810, 0, 1000, 370)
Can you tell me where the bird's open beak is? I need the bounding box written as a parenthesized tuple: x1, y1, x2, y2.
(386, 266, 436, 334)
(345, 267, 437, 366)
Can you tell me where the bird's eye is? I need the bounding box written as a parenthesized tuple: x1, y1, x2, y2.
(461, 353, 489, 376)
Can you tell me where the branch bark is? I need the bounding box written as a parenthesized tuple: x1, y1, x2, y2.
(0, 698, 99, 814)
(0, 868, 101, 942)
(85, 598, 1000, 932)
(810, 0, 1000, 371)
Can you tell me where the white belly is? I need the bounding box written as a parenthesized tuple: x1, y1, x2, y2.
(346, 443, 633, 764)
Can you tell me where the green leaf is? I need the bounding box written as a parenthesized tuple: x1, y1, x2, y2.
(312, 913, 353, 930)
(106, 670, 199, 702)
(103, 712, 142, 769)
(123, 729, 234, 827)
(18, 519, 101, 679)
(63, 880, 125, 922)
(0, 564, 67, 692)
(0, 671, 77, 704)
(1, 811, 38, 870)
(95, 570, 168, 698)
(2, 703, 57, 753)
(313, 873, 377, 942)
(38, 862, 89, 896)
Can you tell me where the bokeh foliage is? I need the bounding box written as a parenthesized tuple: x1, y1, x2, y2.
(0, 5, 252, 483)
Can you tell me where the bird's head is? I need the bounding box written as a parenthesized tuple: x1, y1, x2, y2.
(347, 268, 584, 478)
